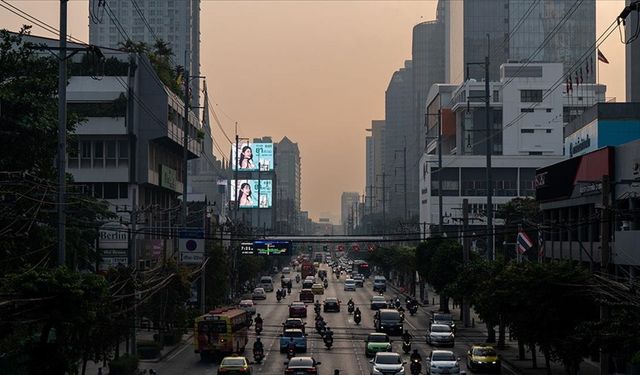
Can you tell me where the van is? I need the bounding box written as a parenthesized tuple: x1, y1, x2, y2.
(375, 308, 403, 334)
(373, 276, 387, 292)
(302, 280, 314, 289)
(299, 289, 315, 303)
(259, 276, 274, 292)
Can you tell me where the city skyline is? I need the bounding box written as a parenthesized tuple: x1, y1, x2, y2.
(0, 0, 626, 221)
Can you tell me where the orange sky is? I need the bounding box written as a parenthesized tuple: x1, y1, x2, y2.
(0, 0, 626, 222)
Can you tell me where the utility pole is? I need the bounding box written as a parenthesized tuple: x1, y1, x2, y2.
(57, 0, 68, 266)
(182, 68, 190, 228)
(600, 174, 611, 375)
(484, 34, 494, 261)
(462, 199, 471, 327)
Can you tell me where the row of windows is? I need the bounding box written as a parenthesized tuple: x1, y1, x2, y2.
(521, 129, 552, 134)
(81, 183, 128, 200)
(520, 108, 553, 113)
(521, 89, 543, 103)
(68, 140, 129, 169)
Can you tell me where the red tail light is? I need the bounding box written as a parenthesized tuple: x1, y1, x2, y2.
(285, 369, 294, 374)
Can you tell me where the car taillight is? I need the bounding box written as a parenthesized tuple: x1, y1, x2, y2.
(239, 368, 248, 372)
(285, 369, 294, 374)
(307, 368, 317, 374)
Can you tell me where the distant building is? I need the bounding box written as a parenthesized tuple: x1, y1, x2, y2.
(341, 192, 360, 233)
(627, 0, 640, 101)
(88, 0, 201, 108)
(275, 136, 302, 234)
(441, 0, 596, 83)
(420, 62, 606, 245)
(365, 120, 385, 214)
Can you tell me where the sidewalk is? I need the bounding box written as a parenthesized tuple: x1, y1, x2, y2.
(81, 331, 192, 375)
(386, 280, 601, 375)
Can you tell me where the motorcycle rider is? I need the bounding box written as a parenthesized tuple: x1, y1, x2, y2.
(254, 314, 263, 335)
(394, 297, 402, 309)
(286, 337, 296, 356)
(402, 330, 413, 344)
(410, 349, 422, 363)
(347, 298, 355, 309)
(253, 337, 264, 360)
(324, 327, 334, 340)
(398, 305, 406, 322)
(295, 274, 300, 283)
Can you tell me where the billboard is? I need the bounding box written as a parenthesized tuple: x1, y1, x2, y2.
(230, 179, 272, 208)
(240, 240, 292, 256)
(232, 142, 274, 171)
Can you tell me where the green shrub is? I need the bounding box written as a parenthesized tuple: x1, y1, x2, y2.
(631, 351, 640, 365)
(109, 354, 139, 375)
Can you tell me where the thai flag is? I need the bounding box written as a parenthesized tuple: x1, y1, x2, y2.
(517, 231, 533, 254)
(538, 230, 545, 258)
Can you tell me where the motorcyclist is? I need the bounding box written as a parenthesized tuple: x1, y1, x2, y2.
(402, 330, 413, 343)
(295, 274, 300, 283)
(287, 337, 296, 354)
(324, 327, 333, 340)
(276, 289, 282, 301)
(410, 349, 422, 363)
(394, 297, 402, 309)
(347, 298, 355, 308)
(254, 314, 263, 326)
(354, 307, 361, 317)
(253, 337, 264, 352)
(398, 305, 406, 321)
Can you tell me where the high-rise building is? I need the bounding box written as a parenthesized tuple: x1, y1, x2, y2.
(442, 0, 595, 83)
(384, 61, 414, 221)
(275, 137, 302, 234)
(365, 120, 385, 214)
(341, 192, 360, 233)
(627, 0, 640, 101)
(88, 0, 201, 107)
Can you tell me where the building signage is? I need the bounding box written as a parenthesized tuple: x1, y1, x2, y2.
(241, 240, 292, 256)
(179, 228, 204, 264)
(570, 135, 591, 157)
(534, 172, 547, 189)
(98, 249, 128, 271)
(160, 164, 178, 192)
(99, 222, 128, 249)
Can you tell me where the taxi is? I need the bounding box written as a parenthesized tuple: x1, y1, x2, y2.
(467, 344, 501, 373)
(217, 356, 251, 375)
(311, 283, 324, 295)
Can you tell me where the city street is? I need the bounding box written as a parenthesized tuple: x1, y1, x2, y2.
(137, 264, 509, 375)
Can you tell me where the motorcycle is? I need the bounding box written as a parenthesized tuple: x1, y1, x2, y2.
(253, 349, 264, 364)
(314, 305, 321, 315)
(399, 311, 405, 323)
(354, 313, 361, 325)
(347, 304, 354, 314)
(410, 360, 422, 375)
(323, 279, 328, 288)
(255, 322, 263, 336)
(277, 294, 282, 303)
(409, 304, 418, 316)
(295, 275, 300, 283)
(402, 339, 412, 354)
(287, 285, 292, 294)
(287, 346, 296, 359)
(323, 336, 334, 350)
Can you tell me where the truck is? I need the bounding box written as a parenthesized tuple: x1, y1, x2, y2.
(300, 261, 316, 279)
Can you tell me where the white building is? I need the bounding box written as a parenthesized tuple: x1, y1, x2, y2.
(420, 63, 606, 246)
(88, 0, 201, 108)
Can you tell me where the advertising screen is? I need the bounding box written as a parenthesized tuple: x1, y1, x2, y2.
(230, 179, 272, 208)
(240, 241, 292, 256)
(232, 142, 274, 171)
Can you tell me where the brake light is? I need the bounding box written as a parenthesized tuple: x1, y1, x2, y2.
(308, 369, 317, 374)
(285, 369, 294, 374)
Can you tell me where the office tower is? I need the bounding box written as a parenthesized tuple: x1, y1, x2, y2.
(275, 137, 302, 234)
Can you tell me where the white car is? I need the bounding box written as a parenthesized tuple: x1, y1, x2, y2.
(344, 279, 356, 291)
(370, 352, 406, 375)
(427, 350, 462, 375)
(252, 287, 266, 300)
(282, 267, 291, 274)
(426, 324, 455, 347)
(239, 299, 256, 315)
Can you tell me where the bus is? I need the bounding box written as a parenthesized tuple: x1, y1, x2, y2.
(194, 307, 251, 360)
(354, 260, 371, 278)
(300, 260, 316, 279)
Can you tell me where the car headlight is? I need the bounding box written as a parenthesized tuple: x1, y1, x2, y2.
(492, 361, 497, 364)
(372, 367, 383, 375)
(398, 366, 406, 374)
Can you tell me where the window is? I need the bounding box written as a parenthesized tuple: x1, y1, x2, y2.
(521, 129, 534, 133)
(106, 141, 116, 167)
(118, 140, 129, 167)
(119, 183, 128, 199)
(546, 108, 552, 113)
(103, 183, 118, 199)
(529, 151, 543, 155)
(493, 90, 500, 102)
(81, 141, 91, 168)
(93, 141, 104, 167)
(520, 108, 534, 113)
(68, 140, 79, 168)
(546, 129, 552, 133)
(521, 90, 543, 102)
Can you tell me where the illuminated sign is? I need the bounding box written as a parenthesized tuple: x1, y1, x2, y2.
(232, 142, 274, 171)
(241, 240, 292, 256)
(230, 179, 272, 208)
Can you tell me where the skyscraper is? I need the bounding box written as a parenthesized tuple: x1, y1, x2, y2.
(442, 0, 595, 83)
(88, 0, 201, 106)
(627, 0, 640, 102)
(275, 137, 301, 234)
(365, 120, 385, 214)
(341, 192, 360, 233)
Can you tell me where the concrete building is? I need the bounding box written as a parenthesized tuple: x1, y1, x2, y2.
(365, 120, 386, 214)
(442, 0, 595, 83)
(384, 61, 414, 221)
(627, 0, 640, 102)
(275, 136, 302, 234)
(419, 63, 606, 247)
(536, 137, 640, 271)
(341, 192, 360, 233)
(88, 0, 201, 108)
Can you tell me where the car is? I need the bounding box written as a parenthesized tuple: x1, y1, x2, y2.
(375, 309, 404, 335)
(353, 274, 364, 287)
(283, 318, 306, 334)
(373, 276, 387, 292)
(323, 297, 341, 312)
(259, 276, 274, 292)
(289, 301, 308, 318)
(282, 267, 291, 274)
(239, 299, 256, 315)
(364, 332, 392, 357)
(431, 313, 456, 333)
(344, 279, 357, 291)
(279, 328, 308, 353)
(281, 277, 292, 288)
(467, 344, 501, 373)
(252, 287, 266, 300)
(369, 352, 406, 375)
(218, 356, 251, 375)
(426, 350, 462, 375)
(305, 276, 315, 282)
(426, 324, 455, 347)
(311, 283, 324, 295)
(370, 295, 388, 310)
(284, 356, 322, 374)
(299, 289, 315, 303)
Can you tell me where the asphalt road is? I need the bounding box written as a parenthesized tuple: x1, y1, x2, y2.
(139, 263, 502, 375)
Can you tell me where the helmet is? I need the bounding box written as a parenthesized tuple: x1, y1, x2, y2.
(413, 349, 419, 354)
(256, 337, 261, 342)
(256, 313, 261, 317)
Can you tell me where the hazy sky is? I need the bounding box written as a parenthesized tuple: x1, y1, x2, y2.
(1, 0, 626, 223)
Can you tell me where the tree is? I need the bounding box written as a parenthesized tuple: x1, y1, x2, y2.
(415, 238, 463, 312)
(496, 197, 540, 261)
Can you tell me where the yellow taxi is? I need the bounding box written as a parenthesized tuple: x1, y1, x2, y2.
(467, 344, 501, 373)
(311, 283, 324, 295)
(217, 356, 251, 375)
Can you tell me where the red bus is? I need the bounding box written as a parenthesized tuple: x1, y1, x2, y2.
(300, 261, 316, 279)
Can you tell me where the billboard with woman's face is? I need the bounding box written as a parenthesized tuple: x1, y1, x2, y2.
(232, 142, 274, 171)
(230, 179, 273, 208)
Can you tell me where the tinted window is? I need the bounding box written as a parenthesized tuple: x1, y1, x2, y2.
(376, 354, 401, 364)
(432, 325, 451, 333)
(289, 358, 314, 367)
(433, 352, 456, 361)
(221, 358, 245, 366)
(473, 348, 497, 356)
(380, 311, 400, 320)
(368, 335, 389, 342)
(284, 330, 303, 337)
